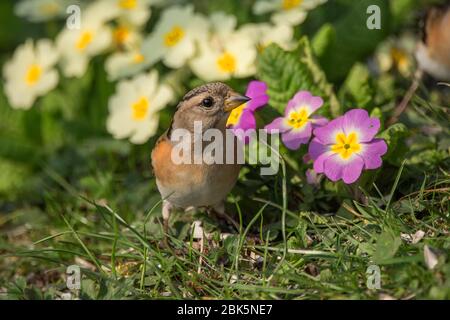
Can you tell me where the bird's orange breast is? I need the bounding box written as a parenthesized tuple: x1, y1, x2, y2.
(151, 135, 241, 208)
(151, 138, 204, 188)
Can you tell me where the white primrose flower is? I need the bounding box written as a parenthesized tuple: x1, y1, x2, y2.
(56, 2, 113, 78)
(2, 39, 59, 109)
(96, 0, 162, 27)
(111, 22, 143, 50)
(105, 47, 157, 81)
(240, 22, 294, 51)
(106, 70, 174, 144)
(189, 12, 257, 81)
(141, 5, 208, 69)
(14, 0, 72, 22)
(253, 0, 328, 26)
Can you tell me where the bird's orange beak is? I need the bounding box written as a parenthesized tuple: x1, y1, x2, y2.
(224, 92, 251, 112)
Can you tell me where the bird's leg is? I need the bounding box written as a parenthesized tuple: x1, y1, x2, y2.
(162, 200, 173, 245)
(211, 201, 240, 231)
(191, 220, 205, 274)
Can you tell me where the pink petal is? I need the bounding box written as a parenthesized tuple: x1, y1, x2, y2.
(341, 156, 365, 184)
(308, 137, 329, 160)
(311, 116, 329, 128)
(313, 150, 334, 173)
(281, 135, 310, 150)
(343, 109, 380, 142)
(235, 110, 256, 130)
(265, 117, 290, 133)
(247, 94, 269, 112)
(245, 80, 268, 98)
(321, 153, 365, 184)
(313, 116, 344, 145)
(360, 138, 387, 169)
(308, 96, 324, 114)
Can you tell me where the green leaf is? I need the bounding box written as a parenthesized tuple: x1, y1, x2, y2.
(257, 37, 341, 117)
(315, 0, 390, 81)
(311, 23, 335, 58)
(339, 63, 374, 110)
(373, 230, 401, 264)
(0, 159, 31, 194)
(378, 123, 409, 166)
(390, 0, 421, 31)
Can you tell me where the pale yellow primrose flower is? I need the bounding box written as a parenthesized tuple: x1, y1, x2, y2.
(56, 2, 113, 78)
(105, 20, 159, 81)
(374, 35, 416, 77)
(239, 22, 294, 51)
(253, 0, 328, 26)
(96, 0, 162, 27)
(3, 39, 59, 109)
(105, 47, 157, 81)
(14, 0, 72, 22)
(141, 5, 208, 69)
(106, 70, 174, 144)
(111, 21, 143, 50)
(190, 12, 257, 81)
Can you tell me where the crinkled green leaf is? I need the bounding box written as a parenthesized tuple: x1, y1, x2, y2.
(339, 63, 374, 110)
(312, 23, 335, 59)
(378, 123, 409, 166)
(257, 37, 340, 117)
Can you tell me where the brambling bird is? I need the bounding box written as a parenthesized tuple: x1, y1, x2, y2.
(416, 3, 450, 81)
(151, 82, 250, 233)
(388, 3, 450, 125)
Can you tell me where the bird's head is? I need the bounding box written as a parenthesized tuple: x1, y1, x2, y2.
(171, 82, 250, 133)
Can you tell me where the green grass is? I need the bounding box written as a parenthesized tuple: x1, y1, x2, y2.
(1, 130, 449, 299)
(0, 0, 449, 300)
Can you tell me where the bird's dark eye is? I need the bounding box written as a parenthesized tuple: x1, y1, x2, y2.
(202, 97, 214, 108)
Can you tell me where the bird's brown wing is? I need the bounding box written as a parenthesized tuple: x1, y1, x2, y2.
(150, 116, 175, 176)
(424, 6, 450, 69)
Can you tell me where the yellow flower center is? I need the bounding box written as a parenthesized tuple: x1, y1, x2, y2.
(118, 0, 137, 9)
(282, 0, 303, 10)
(226, 104, 246, 127)
(40, 3, 59, 14)
(287, 108, 308, 129)
(217, 52, 237, 73)
(133, 53, 145, 64)
(76, 31, 93, 51)
(132, 97, 149, 120)
(331, 132, 361, 160)
(113, 26, 130, 45)
(25, 64, 42, 86)
(390, 47, 409, 71)
(164, 26, 185, 47)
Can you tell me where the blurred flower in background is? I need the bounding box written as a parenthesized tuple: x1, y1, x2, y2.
(105, 46, 156, 81)
(240, 22, 294, 51)
(142, 5, 208, 69)
(56, 2, 114, 77)
(106, 71, 173, 144)
(190, 12, 256, 81)
(253, 0, 328, 26)
(105, 21, 154, 81)
(3, 39, 59, 109)
(373, 35, 416, 77)
(4, 0, 328, 144)
(14, 0, 72, 22)
(97, 0, 158, 27)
